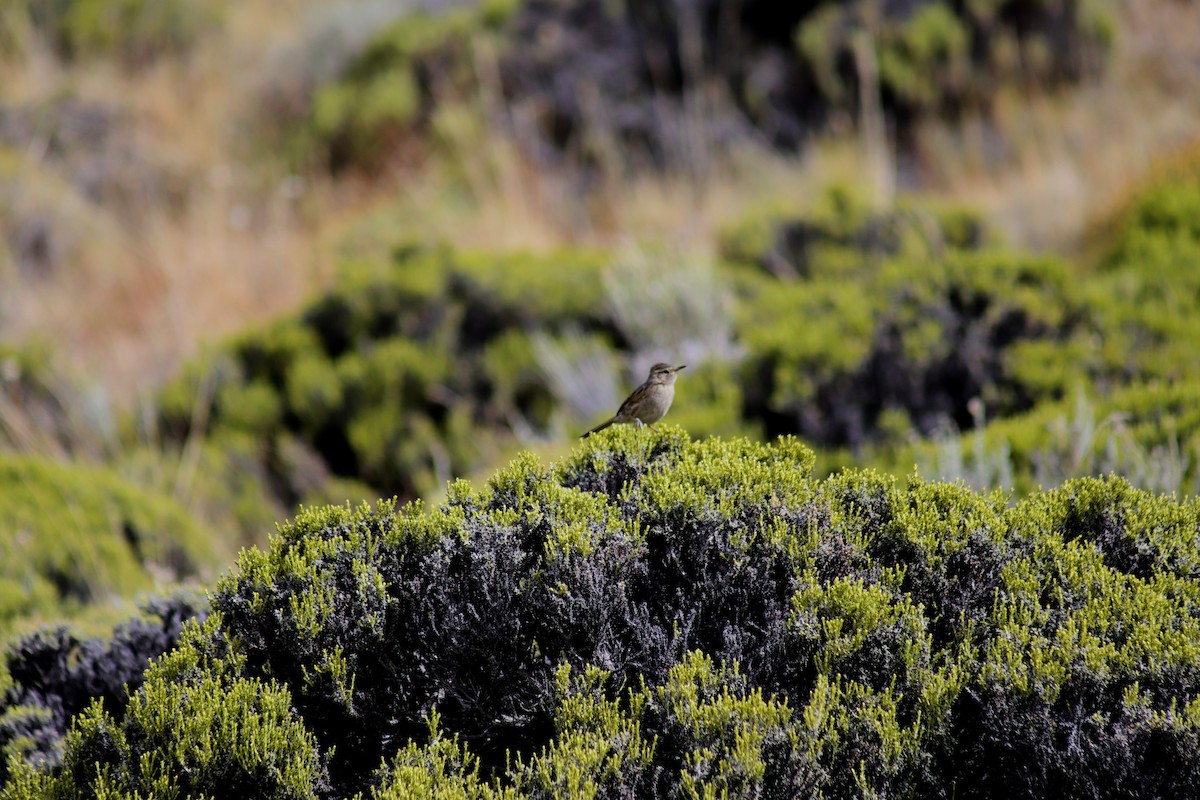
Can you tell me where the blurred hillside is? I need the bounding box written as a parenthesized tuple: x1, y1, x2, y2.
(1, 0, 1197, 393)
(6, 2, 1200, 793)
(2, 0, 1200, 617)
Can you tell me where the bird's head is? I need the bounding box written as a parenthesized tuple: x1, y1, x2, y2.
(649, 363, 686, 383)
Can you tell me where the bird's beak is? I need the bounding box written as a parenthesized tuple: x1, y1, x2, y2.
(676, 365, 686, 371)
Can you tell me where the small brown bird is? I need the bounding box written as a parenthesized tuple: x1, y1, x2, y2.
(582, 363, 686, 437)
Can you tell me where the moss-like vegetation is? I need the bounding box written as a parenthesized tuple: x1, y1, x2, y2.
(0, 454, 217, 627)
(8, 431, 1200, 797)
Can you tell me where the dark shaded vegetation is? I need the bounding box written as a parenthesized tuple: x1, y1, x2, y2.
(729, 192, 1084, 447)
(152, 146, 1200, 520)
(157, 246, 615, 506)
(290, 0, 1114, 173)
(0, 593, 206, 784)
(8, 432, 1200, 798)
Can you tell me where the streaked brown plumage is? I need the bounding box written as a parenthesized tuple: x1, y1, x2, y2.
(582, 363, 685, 437)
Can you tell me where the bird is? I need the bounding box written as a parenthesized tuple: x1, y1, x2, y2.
(582, 363, 686, 437)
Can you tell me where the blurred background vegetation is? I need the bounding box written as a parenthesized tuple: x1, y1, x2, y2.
(1, 0, 1200, 668)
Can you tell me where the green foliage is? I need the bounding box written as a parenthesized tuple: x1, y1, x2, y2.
(795, 0, 1113, 119)
(1099, 141, 1200, 270)
(11, 616, 324, 799)
(0, 593, 206, 785)
(1073, 147, 1200, 391)
(509, 664, 654, 798)
(155, 243, 623, 509)
(726, 160, 1200, 482)
(908, 382, 1200, 497)
(273, 0, 1117, 175)
(724, 191, 1014, 449)
(19, 431, 1200, 797)
(878, 5, 971, 110)
(17, 0, 222, 64)
(373, 712, 518, 800)
(655, 652, 793, 799)
(738, 228, 1083, 447)
(0, 454, 216, 626)
(297, 4, 517, 171)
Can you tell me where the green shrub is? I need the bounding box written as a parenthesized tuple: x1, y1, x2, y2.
(726, 158, 1200, 464)
(373, 712, 519, 800)
(795, 0, 1112, 120)
(4, 616, 324, 799)
(0, 593, 206, 784)
(877, 5, 971, 110)
(296, 4, 517, 171)
(155, 243, 621, 508)
(1074, 152, 1200, 391)
(0, 454, 216, 626)
(19, 431, 1200, 797)
(739, 245, 1084, 447)
(275, 0, 1117, 175)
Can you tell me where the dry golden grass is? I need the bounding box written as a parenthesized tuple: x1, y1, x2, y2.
(0, 0, 343, 407)
(362, 130, 878, 260)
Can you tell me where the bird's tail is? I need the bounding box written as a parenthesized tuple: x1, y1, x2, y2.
(581, 417, 617, 438)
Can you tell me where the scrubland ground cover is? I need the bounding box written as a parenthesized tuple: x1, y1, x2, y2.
(4, 0, 1200, 795)
(7, 432, 1200, 798)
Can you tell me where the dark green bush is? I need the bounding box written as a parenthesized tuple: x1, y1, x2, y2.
(0, 593, 206, 784)
(796, 0, 1113, 124)
(882, 143, 1200, 492)
(5, 614, 325, 799)
(739, 243, 1085, 448)
(499, 0, 1111, 168)
(13, 431, 1200, 798)
(727, 159, 1200, 465)
(156, 244, 618, 508)
(722, 190, 1080, 451)
(287, 0, 1114, 174)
